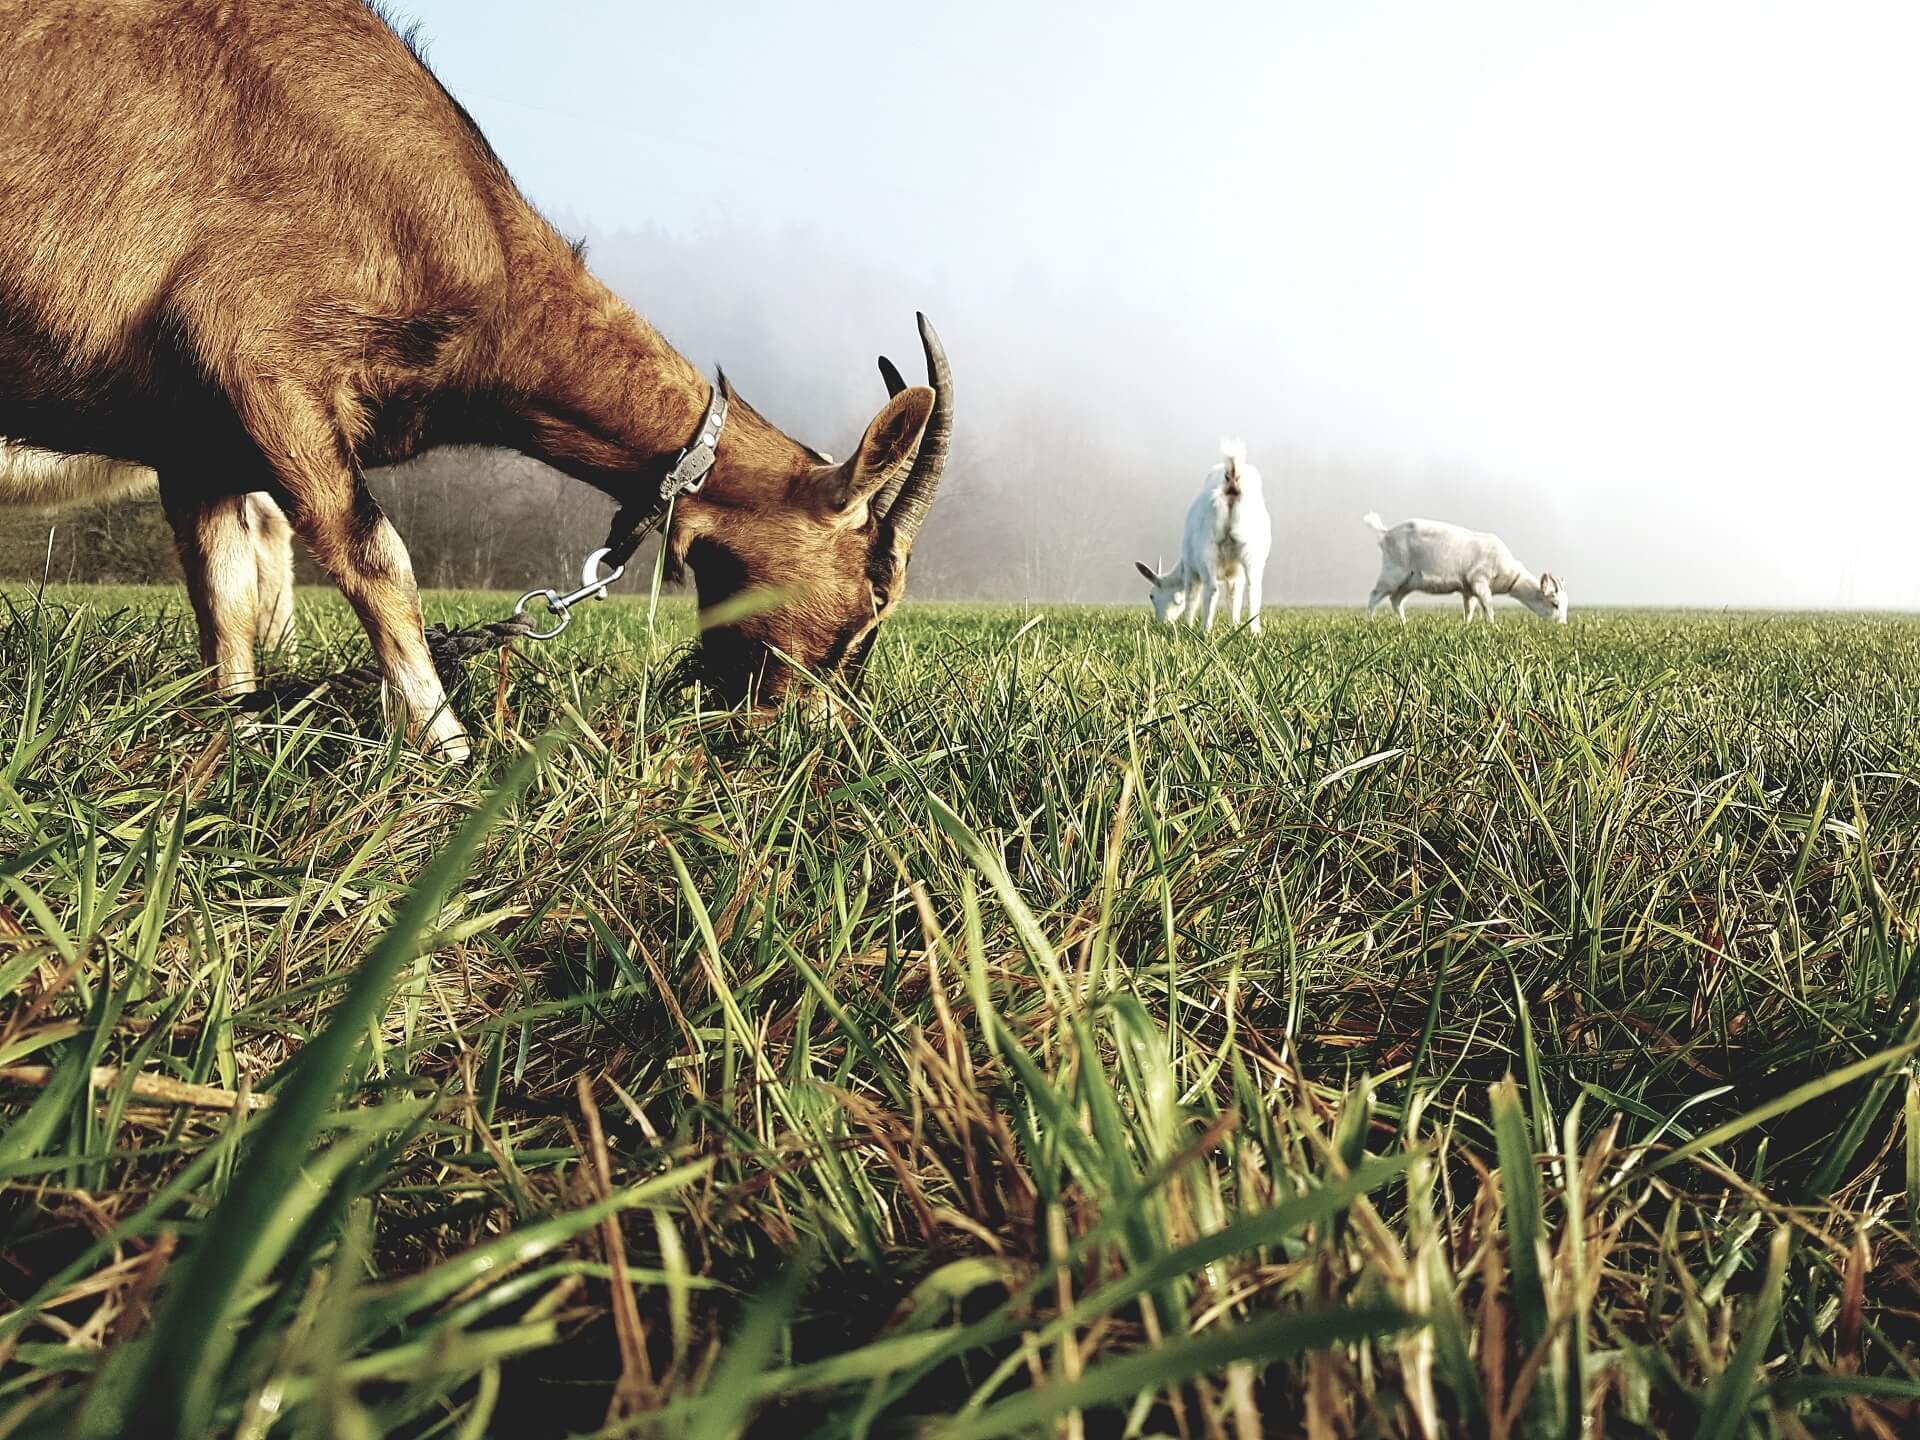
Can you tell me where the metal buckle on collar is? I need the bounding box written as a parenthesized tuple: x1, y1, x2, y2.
(663, 384, 728, 500)
(601, 379, 729, 572)
(664, 441, 716, 498)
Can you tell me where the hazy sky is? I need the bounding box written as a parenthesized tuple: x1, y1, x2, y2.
(394, 1, 1920, 607)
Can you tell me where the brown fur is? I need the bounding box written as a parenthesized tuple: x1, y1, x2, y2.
(0, 0, 935, 754)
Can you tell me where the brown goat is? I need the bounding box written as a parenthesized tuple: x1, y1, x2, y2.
(0, 0, 951, 758)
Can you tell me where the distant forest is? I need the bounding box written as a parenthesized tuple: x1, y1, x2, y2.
(0, 220, 1557, 605)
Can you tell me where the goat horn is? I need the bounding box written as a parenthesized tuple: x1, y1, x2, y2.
(876, 355, 907, 398)
(874, 312, 951, 544)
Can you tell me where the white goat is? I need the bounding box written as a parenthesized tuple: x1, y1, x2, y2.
(1136, 440, 1271, 634)
(0, 441, 298, 654)
(1362, 513, 1566, 624)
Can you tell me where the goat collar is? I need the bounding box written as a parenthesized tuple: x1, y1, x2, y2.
(602, 379, 729, 570)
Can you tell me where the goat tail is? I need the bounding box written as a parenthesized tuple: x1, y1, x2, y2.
(1219, 437, 1247, 499)
(1362, 511, 1388, 538)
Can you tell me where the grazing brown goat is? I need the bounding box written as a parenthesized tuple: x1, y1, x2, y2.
(0, 0, 951, 759)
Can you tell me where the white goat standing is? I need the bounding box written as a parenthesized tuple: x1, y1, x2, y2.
(0, 442, 298, 656)
(1362, 513, 1566, 624)
(1136, 440, 1271, 634)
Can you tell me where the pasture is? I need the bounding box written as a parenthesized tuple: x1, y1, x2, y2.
(5, 588, 1920, 1436)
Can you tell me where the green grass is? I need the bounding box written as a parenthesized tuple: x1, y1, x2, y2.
(5, 585, 1920, 1437)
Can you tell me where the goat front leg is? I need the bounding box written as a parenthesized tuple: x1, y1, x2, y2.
(243, 385, 467, 760)
(1246, 571, 1263, 635)
(163, 488, 260, 695)
(1227, 574, 1247, 628)
(247, 493, 298, 662)
(241, 380, 466, 758)
(1201, 579, 1222, 631)
(1472, 579, 1497, 622)
(299, 485, 468, 761)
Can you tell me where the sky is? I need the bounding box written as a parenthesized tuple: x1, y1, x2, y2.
(392, 0, 1920, 607)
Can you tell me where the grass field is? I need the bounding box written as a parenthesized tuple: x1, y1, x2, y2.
(6, 586, 1920, 1438)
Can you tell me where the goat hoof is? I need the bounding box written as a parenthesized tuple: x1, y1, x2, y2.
(423, 714, 473, 765)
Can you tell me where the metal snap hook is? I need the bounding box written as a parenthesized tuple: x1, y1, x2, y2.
(512, 588, 571, 640)
(577, 547, 624, 601)
(508, 549, 628, 643)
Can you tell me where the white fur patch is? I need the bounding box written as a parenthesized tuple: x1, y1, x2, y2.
(0, 442, 155, 513)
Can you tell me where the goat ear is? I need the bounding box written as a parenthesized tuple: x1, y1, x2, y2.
(1135, 561, 1158, 584)
(810, 386, 932, 518)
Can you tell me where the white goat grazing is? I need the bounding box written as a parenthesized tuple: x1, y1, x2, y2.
(1362, 513, 1566, 624)
(1136, 441, 1271, 634)
(0, 441, 298, 655)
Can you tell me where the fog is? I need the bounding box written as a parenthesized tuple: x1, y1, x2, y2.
(388, 0, 1920, 608)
